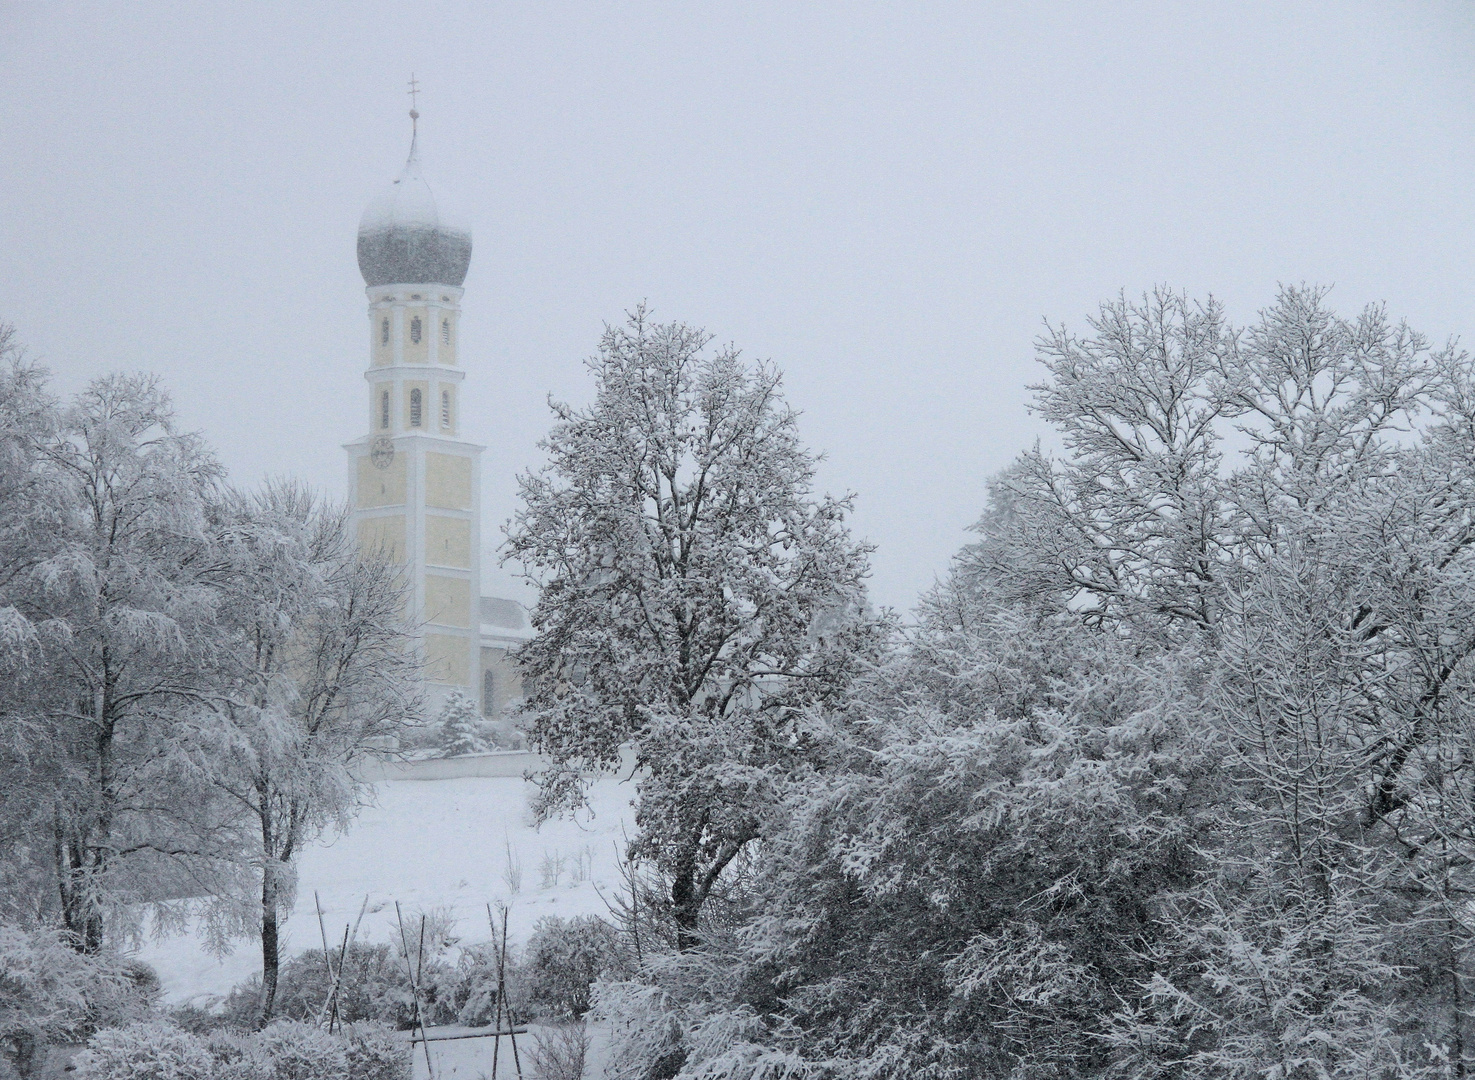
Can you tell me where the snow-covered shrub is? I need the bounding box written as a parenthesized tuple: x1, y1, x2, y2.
(446, 942, 505, 1027)
(593, 947, 820, 1080)
(523, 916, 627, 1021)
(500, 835, 523, 896)
(200, 1031, 271, 1080)
(481, 718, 525, 751)
(71, 1022, 213, 1080)
(435, 691, 489, 757)
(166, 1007, 235, 1037)
(537, 850, 567, 890)
(525, 1021, 590, 1080)
(392, 722, 440, 755)
(435, 939, 531, 1028)
(220, 943, 436, 1028)
(0, 924, 148, 1080)
(499, 721, 527, 749)
(340, 1022, 409, 1080)
(251, 1021, 348, 1080)
(592, 981, 685, 1080)
(69, 1016, 406, 1080)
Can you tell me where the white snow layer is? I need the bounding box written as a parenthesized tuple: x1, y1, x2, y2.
(358, 143, 468, 238)
(134, 773, 637, 1006)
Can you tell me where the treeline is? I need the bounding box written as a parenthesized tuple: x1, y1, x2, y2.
(513, 293, 1475, 1079)
(10, 282, 1475, 1079)
(0, 323, 419, 1038)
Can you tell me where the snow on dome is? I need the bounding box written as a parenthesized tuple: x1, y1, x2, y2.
(357, 134, 472, 288)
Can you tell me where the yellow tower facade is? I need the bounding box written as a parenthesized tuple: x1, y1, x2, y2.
(345, 119, 483, 711)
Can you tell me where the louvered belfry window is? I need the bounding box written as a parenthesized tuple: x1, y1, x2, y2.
(380, 390, 390, 429)
(411, 317, 422, 344)
(381, 317, 389, 345)
(409, 388, 422, 427)
(441, 390, 451, 429)
(442, 319, 451, 346)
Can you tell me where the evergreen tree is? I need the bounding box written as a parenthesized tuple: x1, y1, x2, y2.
(436, 690, 489, 757)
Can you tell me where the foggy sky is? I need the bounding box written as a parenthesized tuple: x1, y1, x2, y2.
(4, 2, 1475, 611)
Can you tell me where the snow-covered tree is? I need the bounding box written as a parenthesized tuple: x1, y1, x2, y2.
(201, 480, 419, 1024)
(0, 343, 421, 1027)
(1102, 550, 1432, 1080)
(0, 370, 238, 951)
(595, 289, 1475, 1077)
(973, 286, 1475, 1074)
(436, 690, 489, 757)
(0, 327, 66, 928)
(595, 583, 1224, 1078)
(505, 308, 877, 946)
(976, 286, 1443, 643)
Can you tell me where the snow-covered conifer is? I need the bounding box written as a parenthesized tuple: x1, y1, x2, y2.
(436, 690, 489, 757)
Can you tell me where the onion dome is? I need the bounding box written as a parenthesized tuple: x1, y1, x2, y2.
(357, 126, 472, 288)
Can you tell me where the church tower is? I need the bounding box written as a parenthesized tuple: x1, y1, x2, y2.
(346, 103, 483, 712)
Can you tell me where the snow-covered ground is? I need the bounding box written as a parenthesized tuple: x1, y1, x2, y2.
(405, 1021, 613, 1080)
(134, 773, 638, 1006)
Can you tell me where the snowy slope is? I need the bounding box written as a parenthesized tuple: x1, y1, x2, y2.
(135, 773, 638, 1006)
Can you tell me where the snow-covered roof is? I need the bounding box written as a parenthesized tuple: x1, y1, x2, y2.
(480, 595, 533, 645)
(479, 595, 527, 629)
(357, 130, 472, 287)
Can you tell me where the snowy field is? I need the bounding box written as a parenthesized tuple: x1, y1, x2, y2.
(134, 772, 639, 1007)
(405, 1022, 613, 1080)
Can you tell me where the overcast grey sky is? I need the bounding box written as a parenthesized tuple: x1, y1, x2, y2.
(4, 2, 1475, 610)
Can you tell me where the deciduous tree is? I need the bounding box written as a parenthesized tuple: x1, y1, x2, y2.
(3, 371, 234, 950)
(201, 481, 418, 1024)
(506, 308, 876, 946)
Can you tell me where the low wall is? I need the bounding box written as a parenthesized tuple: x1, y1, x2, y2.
(357, 750, 546, 782)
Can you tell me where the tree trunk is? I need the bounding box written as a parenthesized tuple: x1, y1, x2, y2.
(257, 806, 284, 1028)
(259, 867, 279, 1027)
(55, 685, 114, 954)
(670, 888, 700, 951)
(3, 1029, 43, 1080)
(668, 823, 753, 951)
(669, 844, 700, 951)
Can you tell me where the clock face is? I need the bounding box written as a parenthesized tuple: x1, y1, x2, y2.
(370, 436, 395, 470)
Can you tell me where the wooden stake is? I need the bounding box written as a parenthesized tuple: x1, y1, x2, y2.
(326, 924, 350, 1032)
(494, 903, 523, 1079)
(417, 914, 427, 987)
(396, 902, 435, 1080)
(329, 896, 371, 1033)
(315, 892, 339, 1031)
(315, 892, 333, 974)
(411, 1028, 528, 1045)
(485, 905, 502, 1080)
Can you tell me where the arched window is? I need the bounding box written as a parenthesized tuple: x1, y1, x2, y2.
(379, 389, 390, 429)
(440, 389, 451, 429)
(409, 388, 422, 427)
(483, 669, 497, 716)
(410, 317, 422, 344)
(441, 319, 451, 346)
(380, 317, 389, 345)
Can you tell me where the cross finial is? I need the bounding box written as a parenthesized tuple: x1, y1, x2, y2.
(408, 74, 421, 133)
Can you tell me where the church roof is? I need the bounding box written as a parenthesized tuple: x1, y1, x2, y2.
(357, 127, 472, 288)
(479, 596, 526, 629)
